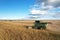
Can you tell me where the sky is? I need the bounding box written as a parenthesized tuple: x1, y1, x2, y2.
(0, 0, 35, 20)
(0, 0, 60, 20)
(30, 0, 60, 20)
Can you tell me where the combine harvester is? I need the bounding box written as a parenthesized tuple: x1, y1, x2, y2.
(26, 20, 52, 30)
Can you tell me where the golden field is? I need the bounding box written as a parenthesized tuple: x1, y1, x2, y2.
(0, 20, 60, 40)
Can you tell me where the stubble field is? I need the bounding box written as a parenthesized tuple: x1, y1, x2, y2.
(0, 20, 60, 40)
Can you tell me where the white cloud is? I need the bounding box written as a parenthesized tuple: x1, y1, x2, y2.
(52, 12, 60, 18)
(48, 0, 60, 8)
(42, 3, 54, 10)
(47, 5, 54, 10)
(29, 0, 60, 20)
(48, 0, 57, 2)
(30, 9, 40, 14)
(30, 9, 48, 14)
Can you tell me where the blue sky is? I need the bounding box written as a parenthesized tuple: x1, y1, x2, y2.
(0, 0, 60, 20)
(0, 0, 35, 20)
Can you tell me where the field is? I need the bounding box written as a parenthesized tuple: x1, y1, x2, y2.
(0, 20, 60, 40)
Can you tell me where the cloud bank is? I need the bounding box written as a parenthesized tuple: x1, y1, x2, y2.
(29, 0, 60, 20)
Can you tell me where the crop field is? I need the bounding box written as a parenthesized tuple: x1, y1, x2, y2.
(0, 20, 60, 40)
